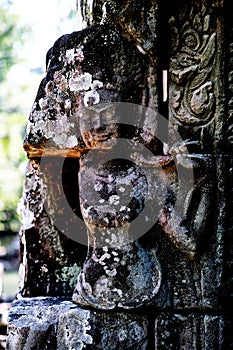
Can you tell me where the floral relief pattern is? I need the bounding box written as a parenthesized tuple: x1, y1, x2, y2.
(169, 3, 217, 126)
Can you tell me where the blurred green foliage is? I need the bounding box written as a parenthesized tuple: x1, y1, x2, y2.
(0, 2, 29, 233)
(0, 112, 26, 233)
(0, 5, 24, 85)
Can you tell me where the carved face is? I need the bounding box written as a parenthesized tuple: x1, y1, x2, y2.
(79, 103, 120, 149)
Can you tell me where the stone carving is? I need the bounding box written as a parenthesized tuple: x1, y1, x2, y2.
(163, 2, 218, 273)
(159, 155, 214, 260)
(21, 2, 216, 310)
(24, 25, 148, 158)
(6, 0, 232, 348)
(169, 3, 216, 127)
(72, 153, 162, 309)
(21, 20, 164, 310)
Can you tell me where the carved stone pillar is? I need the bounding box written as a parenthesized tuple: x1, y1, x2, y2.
(6, 0, 232, 349)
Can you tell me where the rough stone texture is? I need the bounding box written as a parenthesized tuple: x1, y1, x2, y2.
(18, 159, 87, 297)
(6, 297, 232, 349)
(160, 0, 226, 311)
(154, 312, 225, 349)
(6, 297, 148, 350)
(23, 24, 150, 157)
(19, 23, 151, 297)
(6, 0, 233, 349)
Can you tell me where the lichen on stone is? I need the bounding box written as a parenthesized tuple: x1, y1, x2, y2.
(18, 160, 47, 230)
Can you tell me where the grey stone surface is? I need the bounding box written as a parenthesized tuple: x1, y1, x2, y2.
(6, 0, 233, 348)
(6, 297, 148, 349)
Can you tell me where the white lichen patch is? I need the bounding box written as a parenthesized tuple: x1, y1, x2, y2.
(53, 71, 68, 92)
(103, 217, 109, 224)
(108, 195, 120, 205)
(65, 47, 84, 65)
(118, 186, 126, 193)
(99, 253, 111, 265)
(120, 206, 126, 211)
(84, 89, 100, 107)
(57, 307, 93, 349)
(64, 135, 78, 148)
(49, 115, 77, 148)
(104, 266, 117, 277)
(94, 182, 103, 191)
(112, 288, 123, 298)
(69, 72, 92, 92)
(64, 98, 71, 111)
(41, 265, 48, 274)
(82, 205, 94, 219)
(18, 161, 47, 230)
(83, 79, 103, 107)
(26, 40, 104, 149)
(63, 46, 104, 107)
(91, 80, 103, 90)
(26, 78, 80, 149)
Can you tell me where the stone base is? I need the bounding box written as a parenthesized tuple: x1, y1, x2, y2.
(6, 297, 232, 349)
(6, 297, 148, 350)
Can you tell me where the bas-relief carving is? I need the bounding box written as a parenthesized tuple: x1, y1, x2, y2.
(6, 0, 231, 348)
(21, 1, 220, 311)
(21, 25, 161, 305)
(166, 1, 224, 312)
(72, 104, 214, 310)
(140, 4, 217, 280)
(27, 43, 199, 311)
(169, 3, 217, 133)
(72, 133, 163, 309)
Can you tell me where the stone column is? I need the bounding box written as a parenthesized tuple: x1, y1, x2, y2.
(6, 0, 232, 349)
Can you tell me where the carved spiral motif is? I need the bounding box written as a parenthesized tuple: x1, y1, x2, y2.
(183, 29, 200, 51)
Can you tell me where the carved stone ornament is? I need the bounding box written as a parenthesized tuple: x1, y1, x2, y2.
(169, 3, 217, 127)
(72, 155, 162, 309)
(6, 0, 232, 348)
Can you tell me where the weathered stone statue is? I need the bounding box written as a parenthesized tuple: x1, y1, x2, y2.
(6, 0, 232, 349)
(72, 153, 163, 310)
